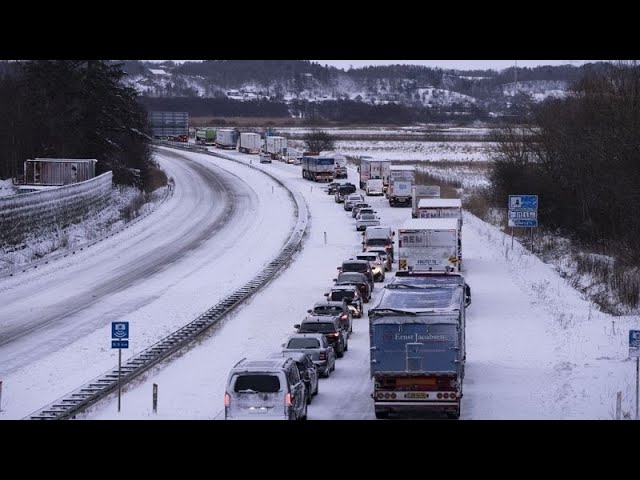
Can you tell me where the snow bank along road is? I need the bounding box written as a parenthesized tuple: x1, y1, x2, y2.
(0, 147, 294, 419)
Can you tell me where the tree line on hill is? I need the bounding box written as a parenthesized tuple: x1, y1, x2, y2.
(489, 61, 640, 266)
(0, 61, 159, 191)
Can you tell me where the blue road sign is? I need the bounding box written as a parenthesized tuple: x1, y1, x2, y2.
(112, 340, 129, 349)
(509, 195, 538, 210)
(508, 210, 538, 227)
(630, 330, 640, 358)
(112, 322, 129, 339)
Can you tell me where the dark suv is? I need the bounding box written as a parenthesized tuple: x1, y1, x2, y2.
(324, 285, 363, 318)
(294, 316, 348, 358)
(333, 271, 372, 303)
(308, 301, 353, 335)
(338, 260, 375, 292)
(334, 183, 357, 203)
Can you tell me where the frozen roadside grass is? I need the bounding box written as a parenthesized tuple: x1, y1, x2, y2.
(0, 185, 168, 274)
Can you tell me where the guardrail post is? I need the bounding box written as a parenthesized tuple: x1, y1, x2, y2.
(153, 383, 158, 414)
(324, 232, 327, 245)
(0, 380, 3, 412)
(616, 391, 622, 420)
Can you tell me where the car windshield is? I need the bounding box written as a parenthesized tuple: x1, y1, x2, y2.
(234, 374, 280, 393)
(343, 263, 368, 273)
(338, 272, 365, 282)
(314, 305, 343, 315)
(300, 322, 335, 333)
(360, 214, 376, 220)
(330, 290, 354, 301)
(366, 238, 389, 246)
(287, 338, 320, 349)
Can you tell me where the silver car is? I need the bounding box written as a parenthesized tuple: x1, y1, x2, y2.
(366, 247, 392, 272)
(225, 357, 308, 420)
(352, 202, 371, 218)
(355, 251, 386, 282)
(282, 333, 337, 378)
(356, 212, 381, 231)
(344, 193, 364, 211)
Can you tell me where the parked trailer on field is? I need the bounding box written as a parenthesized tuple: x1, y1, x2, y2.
(215, 129, 239, 149)
(195, 128, 216, 145)
(238, 132, 263, 154)
(387, 165, 415, 207)
(301, 155, 335, 182)
(359, 159, 391, 190)
(368, 272, 470, 419)
(266, 136, 288, 160)
(411, 185, 441, 218)
(321, 151, 348, 178)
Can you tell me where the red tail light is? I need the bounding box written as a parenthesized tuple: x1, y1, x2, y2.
(224, 393, 230, 407)
(331, 332, 340, 337)
(285, 393, 292, 406)
(340, 314, 348, 320)
(319, 351, 327, 360)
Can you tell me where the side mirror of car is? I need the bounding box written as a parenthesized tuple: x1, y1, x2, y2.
(324, 292, 329, 297)
(332, 278, 337, 282)
(294, 324, 301, 329)
(307, 309, 312, 314)
(281, 343, 286, 348)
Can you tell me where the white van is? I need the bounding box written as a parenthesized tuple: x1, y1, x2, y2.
(366, 179, 384, 196)
(362, 226, 395, 260)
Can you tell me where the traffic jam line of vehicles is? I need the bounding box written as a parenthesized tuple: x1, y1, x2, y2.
(201, 127, 472, 419)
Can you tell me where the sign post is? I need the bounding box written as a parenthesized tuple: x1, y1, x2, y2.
(112, 321, 130, 413)
(508, 195, 538, 250)
(630, 330, 640, 420)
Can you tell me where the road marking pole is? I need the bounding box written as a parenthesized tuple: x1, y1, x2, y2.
(632, 357, 640, 420)
(118, 348, 122, 413)
(153, 383, 158, 414)
(616, 391, 622, 420)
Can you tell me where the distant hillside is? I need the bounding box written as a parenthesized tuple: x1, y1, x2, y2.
(119, 60, 609, 122)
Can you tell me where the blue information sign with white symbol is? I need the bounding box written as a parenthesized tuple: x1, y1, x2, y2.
(508, 195, 538, 227)
(112, 322, 129, 339)
(509, 195, 538, 210)
(630, 330, 640, 358)
(112, 340, 129, 349)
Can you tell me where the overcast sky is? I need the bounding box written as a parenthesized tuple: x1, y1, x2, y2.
(312, 60, 594, 71)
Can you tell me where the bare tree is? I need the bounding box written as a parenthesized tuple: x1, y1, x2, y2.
(303, 129, 335, 152)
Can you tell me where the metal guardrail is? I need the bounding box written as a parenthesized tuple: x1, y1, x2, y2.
(25, 142, 309, 419)
(0, 175, 172, 279)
